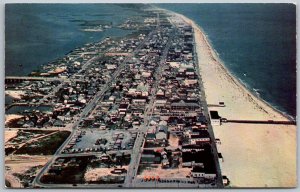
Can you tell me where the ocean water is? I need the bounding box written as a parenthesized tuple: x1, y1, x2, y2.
(5, 4, 296, 118)
(158, 4, 296, 118)
(5, 4, 141, 76)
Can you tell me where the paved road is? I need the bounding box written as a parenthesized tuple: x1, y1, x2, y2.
(32, 27, 159, 189)
(37, 55, 102, 104)
(31, 13, 224, 188)
(192, 30, 223, 188)
(124, 27, 175, 188)
(5, 171, 22, 188)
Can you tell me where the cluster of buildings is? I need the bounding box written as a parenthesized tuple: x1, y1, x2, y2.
(5, 10, 222, 188)
(118, 15, 158, 30)
(139, 22, 218, 181)
(5, 30, 152, 129)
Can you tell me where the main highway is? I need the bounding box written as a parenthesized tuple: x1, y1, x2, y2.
(124, 26, 175, 187)
(191, 27, 223, 188)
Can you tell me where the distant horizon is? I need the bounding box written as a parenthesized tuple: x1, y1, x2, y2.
(5, 3, 296, 118)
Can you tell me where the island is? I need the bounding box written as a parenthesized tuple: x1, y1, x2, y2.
(5, 5, 296, 189)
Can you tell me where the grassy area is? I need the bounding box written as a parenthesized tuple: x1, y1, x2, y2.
(40, 156, 96, 184)
(137, 164, 149, 175)
(15, 131, 70, 155)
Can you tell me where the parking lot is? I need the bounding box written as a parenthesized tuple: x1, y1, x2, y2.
(62, 129, 138, 154)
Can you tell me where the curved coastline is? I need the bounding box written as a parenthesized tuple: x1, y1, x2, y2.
(186, 15, 292, 121)
(159, 7, 296, 187)
(159, 7, 294, 121)
(199, 33, 293, 121)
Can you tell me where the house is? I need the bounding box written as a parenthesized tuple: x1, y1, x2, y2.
(182, 151, 204, 167)
(190, 151, 217, 179)
(181, 144, 207, 152)
(146, 129, 156, 143)
(132, 98, 147, 105)
(184, 78, 198, 85)
(156, 89, 165, 96)
(170, 100, 199, 111)
(141, 150, 161, 164)
(155, 96, 167, 108)
(141, 71, 152, 78)
(167, 62, 180, 68)
(118, 103, 129, 115)
(106, 64, 117, 70)
(128, 88, 137, 96)
(191, 165, 216, 179)
(132, 108, 144, 117)
(156, 125, 168, 142)
(189, 130, 210, 144)
(146, 126, 156, 143)
(197, 115, 207, 125)
(182, 144, 212, 167)
(161, 158, 170, 168)
(209, 111, 221, 126)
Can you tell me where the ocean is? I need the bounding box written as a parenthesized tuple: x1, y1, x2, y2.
(5, 4, 296, 118)
(158, 3, 296, 118)
(5, 4, 141, 76)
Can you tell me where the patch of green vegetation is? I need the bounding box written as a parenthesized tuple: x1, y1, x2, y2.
(137, 164, 149, 175)
(15, 131, 70, 155)
(40, 156, 95, 184)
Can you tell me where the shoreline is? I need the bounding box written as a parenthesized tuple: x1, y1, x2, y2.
(157, 7, 294, 121)
(160, 8, 296, 187)
(176, 12, 289, 120)
(198, 31, 294, 121)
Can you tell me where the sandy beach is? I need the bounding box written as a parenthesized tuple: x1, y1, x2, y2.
(165, 10, 296, 187)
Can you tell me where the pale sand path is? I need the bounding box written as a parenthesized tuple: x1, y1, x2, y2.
(164, 10, 296, 187)
(5, 130, 18, 143)
(84, 166, 128, 182)
(5, 90, 25, 100)
(5, 155, 51, 173)
(5, 155, 51, 188)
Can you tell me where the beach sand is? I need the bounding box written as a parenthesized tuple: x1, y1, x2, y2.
(166, 11, 296, 187)
(5, 114, 24, 124)
(5, 130, 18, 143)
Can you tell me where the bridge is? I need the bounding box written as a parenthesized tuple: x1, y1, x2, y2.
(5, 76, 86, 84)
(5, 76, 64, 84)
(223, 119, 296, 125)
